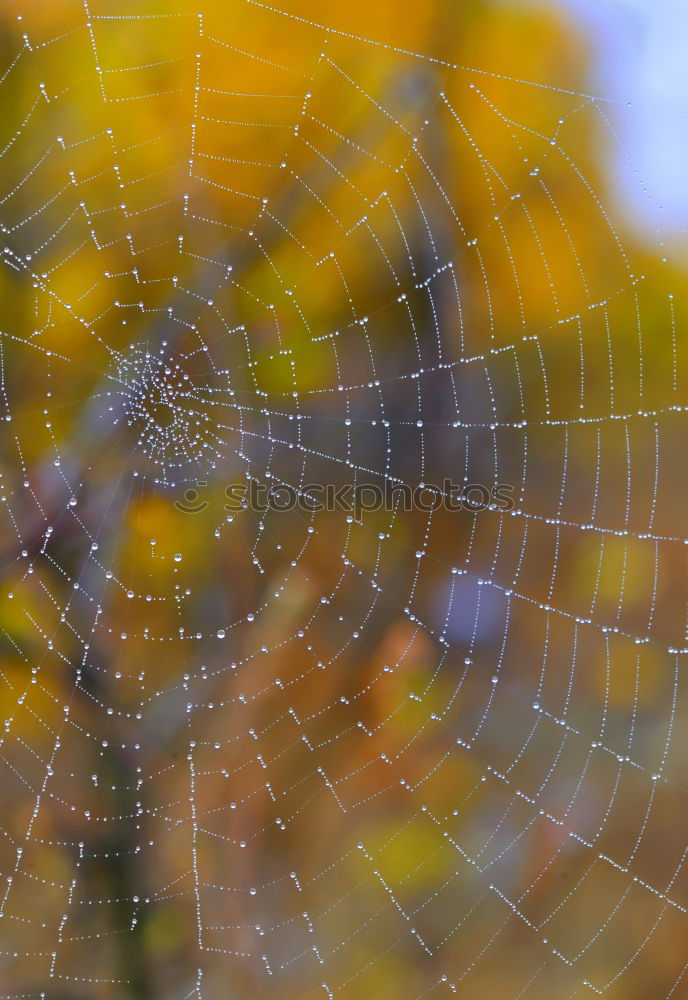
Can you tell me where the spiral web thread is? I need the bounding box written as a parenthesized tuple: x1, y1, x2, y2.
(0, 1, 687, 997)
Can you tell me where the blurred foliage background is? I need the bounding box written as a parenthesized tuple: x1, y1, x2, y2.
(0, 0, 687, 998)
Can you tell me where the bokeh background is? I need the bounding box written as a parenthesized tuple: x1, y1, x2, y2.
(0, 1, 687, 998)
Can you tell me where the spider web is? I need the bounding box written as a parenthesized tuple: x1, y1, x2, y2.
(0, 1, 687, 998)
